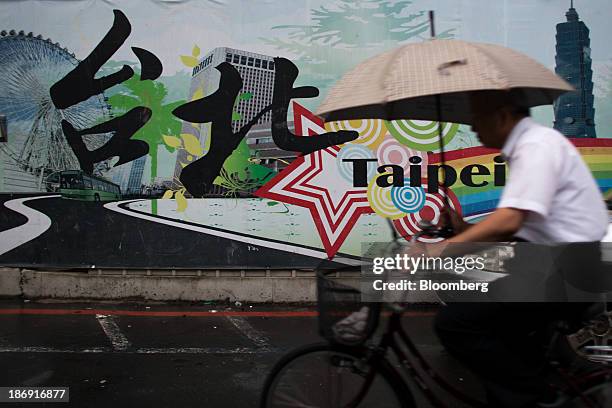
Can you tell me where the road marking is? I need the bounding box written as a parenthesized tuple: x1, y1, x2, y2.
(0, 347, 108, 353)
(96, 314, 131, 351)
(0, 309, 319, 317)
(226, 316, 272, 349)
(104, 199, 363, 266)
(0, 308, 435, 318)
(0, 195, 60, 255)
(134, 347, 269, 354)
(0, 347, 274, 354)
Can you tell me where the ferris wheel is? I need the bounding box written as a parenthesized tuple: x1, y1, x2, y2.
(0, 29, 113, 182)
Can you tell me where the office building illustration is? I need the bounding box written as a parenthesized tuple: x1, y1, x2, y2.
(173, 47, 276, 185)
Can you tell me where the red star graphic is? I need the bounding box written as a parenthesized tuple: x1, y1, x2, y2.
(255, 102, 374, 259)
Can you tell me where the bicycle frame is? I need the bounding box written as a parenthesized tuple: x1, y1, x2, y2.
(367, 310, 611, 408)
(371, 221, 612, 407)
(376, 311, 487, 408)
(308, 222, 611, 407)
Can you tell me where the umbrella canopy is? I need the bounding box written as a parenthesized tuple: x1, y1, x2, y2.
(316, 39, 573, 125)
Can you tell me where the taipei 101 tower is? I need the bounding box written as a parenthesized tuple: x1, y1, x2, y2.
(553, 1, 597, 138)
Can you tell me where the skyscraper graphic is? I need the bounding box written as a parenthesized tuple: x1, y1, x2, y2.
(173, 47, 276, 185)
(110, 155, 146, 195)
(109, 161, 130, 193)
(125, 155, 146, 194)
(553, 1, 596, 138)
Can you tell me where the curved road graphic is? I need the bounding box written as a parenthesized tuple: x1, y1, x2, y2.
(0, 196, 352, 268)
(0, 195, 60, 256)
(104, 200, 363, 266)
(1, 195, 609, 267)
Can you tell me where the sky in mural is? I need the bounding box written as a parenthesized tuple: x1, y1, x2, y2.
(1, 0, 611, 182)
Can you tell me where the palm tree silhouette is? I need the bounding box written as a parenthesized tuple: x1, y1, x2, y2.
(108, 73, 185, 183)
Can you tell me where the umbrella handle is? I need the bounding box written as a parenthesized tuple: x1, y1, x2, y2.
(434, 93, 455, 237)
(429, 10, 455, 237)
(429, 10, 436, 38)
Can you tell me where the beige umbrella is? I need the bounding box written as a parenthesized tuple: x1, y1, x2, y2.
(318, 25, 574, 238)
(316, 39, 573, 125)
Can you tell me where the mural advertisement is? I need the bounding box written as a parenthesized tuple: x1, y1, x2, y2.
(0, 0, 610, 268)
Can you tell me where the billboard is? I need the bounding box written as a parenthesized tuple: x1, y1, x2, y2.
(0, 0, 610, 268)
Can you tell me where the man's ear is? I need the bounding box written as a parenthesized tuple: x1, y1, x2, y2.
(498, 107, 516, 133)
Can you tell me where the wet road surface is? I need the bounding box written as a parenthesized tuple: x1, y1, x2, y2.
(0, 300, 482, 408)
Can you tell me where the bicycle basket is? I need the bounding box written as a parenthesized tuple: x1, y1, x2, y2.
(317, 269, 380, 346)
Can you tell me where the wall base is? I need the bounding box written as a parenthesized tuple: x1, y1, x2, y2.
(0, 268, 437, 303)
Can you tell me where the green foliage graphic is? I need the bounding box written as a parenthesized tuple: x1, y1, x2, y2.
(108, 74, 185, 183)
(262, 0, 455, 105)
(215, 139, 275, 196)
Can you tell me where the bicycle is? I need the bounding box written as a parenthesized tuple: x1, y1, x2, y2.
(260, 227, 612, 408)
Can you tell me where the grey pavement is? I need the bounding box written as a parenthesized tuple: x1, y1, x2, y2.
(0, 300, 482, 408)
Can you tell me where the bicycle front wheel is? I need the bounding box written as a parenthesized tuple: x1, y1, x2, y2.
(260, 343, 414, 408)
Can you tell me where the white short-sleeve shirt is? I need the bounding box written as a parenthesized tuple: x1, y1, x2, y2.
(497, 117, 607, 243)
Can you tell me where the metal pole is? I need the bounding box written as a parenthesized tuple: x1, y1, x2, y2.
(429, 10, 453, 237)
(429, 10, 435, 38)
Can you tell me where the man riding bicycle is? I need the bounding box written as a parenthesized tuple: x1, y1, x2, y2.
(433, 90, 608, 408)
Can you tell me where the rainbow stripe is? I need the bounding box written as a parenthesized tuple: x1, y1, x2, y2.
(573, 139, 612, 193)
(428, 139, 612, 217)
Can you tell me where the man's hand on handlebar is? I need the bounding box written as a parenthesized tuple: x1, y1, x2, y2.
(437, 207, 471, 234)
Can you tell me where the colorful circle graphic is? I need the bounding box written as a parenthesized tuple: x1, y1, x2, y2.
(367, 175, 405, 220)
(385, 119, 459, 151)
(391, 181, 426, 213)
(376, 134, 428, 177)
(336, 144, 377, 183)
(392, 185, 462, 243)
(325, 119, 386, 150)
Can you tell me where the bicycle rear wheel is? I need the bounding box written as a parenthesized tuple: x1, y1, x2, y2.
(260, 343, 414, 408)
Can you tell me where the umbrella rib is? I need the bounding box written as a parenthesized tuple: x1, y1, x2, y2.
(380, 43, 411, 114)
(470, 43, 510, 88)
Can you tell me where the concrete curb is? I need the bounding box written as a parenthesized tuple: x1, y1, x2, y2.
(0, 268, 321, 302)
(0, 268, 436, 303)
(0, 268, 21, 296)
